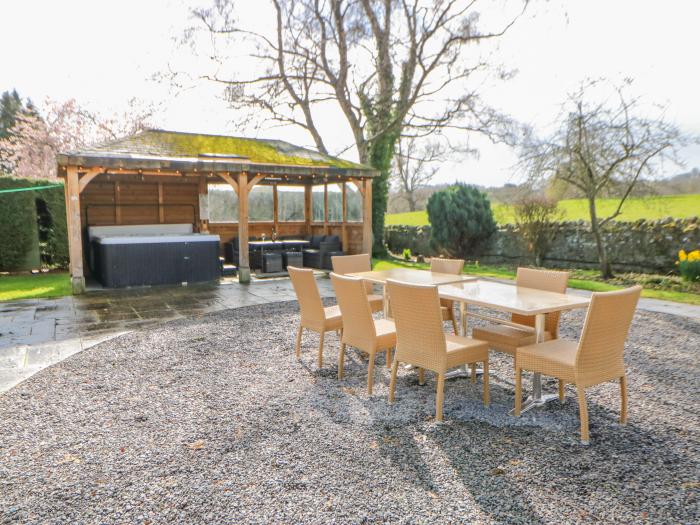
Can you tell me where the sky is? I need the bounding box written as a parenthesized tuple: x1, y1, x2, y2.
(1, 0, 699, 187)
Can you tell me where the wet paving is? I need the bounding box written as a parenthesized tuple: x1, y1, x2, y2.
(0, 276, 334, 393)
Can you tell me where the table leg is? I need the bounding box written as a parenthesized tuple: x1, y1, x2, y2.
(445, 301, 483, 380)
(512, 313, 559, 414)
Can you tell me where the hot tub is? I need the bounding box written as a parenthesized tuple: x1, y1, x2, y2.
(88, 224, 221, 288)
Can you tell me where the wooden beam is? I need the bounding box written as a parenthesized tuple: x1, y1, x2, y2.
(158, 182, 165, 223)
(272, 184, 279, 236)
(238, 172, 251, 283)
(362, 178, 372, 255)
(247, 173, 266, 192)
(304, 184, 312, 236)
(114, 181, 122, 225)
(341, 183, 348, 253)
(217, 172, 239, 194)
(198, 175, 209, 233)
(323, 183, 329, 235)
(78, 168, 102, 193)
(351, 179, 365, 196)
(65, 167, 85, 293)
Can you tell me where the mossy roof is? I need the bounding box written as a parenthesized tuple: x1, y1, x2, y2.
(57, 129, 376, 177)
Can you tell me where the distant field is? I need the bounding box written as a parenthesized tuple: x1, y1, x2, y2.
(385, 194, 700, 226)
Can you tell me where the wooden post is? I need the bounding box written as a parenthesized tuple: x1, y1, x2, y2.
(323, 183, 329, 235)
(198, 176, 209, 233)
(362, 178, 373, 255)
(114, 181, 122, 224)
(341, 183, 348, 253)
(238, 172, 251, 283)
(272, 183, 279, 236)
(157, 182, 165, 224)
(65, 167, 85, 293)
(304, 184, 312, 236)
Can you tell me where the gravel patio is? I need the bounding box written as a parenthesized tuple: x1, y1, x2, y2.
(0, 300, 698, 524)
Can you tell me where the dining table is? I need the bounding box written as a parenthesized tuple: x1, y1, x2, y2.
(438, 279, 590, 413)
(347, 267, 477, 317)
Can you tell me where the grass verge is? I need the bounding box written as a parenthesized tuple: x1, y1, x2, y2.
(372, 257, 700, 306)
(0, 272, 71, 302)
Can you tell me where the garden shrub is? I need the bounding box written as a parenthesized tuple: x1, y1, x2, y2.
(426, 183, 496, 258)
(513, 195, 562, 266)
(0, 176, 68, 271)
(678, 249, 700, 282)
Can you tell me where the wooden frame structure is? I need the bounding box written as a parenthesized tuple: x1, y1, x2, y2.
(56, 130, 377, 293)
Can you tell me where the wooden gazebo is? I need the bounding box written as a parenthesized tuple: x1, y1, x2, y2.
(57, 129, 377, 293)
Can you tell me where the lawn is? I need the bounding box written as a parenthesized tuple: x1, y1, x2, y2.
(385, 193, 700, 226)
(0, 272, 71, 302)
(372, 257, 700, 306)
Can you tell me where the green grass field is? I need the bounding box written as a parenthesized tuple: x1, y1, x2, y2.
(0, 272, 71, 302)
(372, 258, 700, 306)
(385, 193, 700, 226)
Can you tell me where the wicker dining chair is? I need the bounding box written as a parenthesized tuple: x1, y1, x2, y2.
(331, 254, 383, 313)
(430, 257, 465, 333)
(514, 285, 642, 444)
(386, 279, 489, 421)
(288, 266, 342, 368)
(330, 273, 396, 394)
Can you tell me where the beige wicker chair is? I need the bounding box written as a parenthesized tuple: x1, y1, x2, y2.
(386, 279, 489, 421)
(331, 254, 383, 313)
(330, 273, 396, 394)
(288, 266, 343, 368)
(514, 285, 642, 444)
(430, 257, 465, 333)
(472, 268, 569, 395)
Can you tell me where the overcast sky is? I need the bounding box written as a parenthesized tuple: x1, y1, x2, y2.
(2, 0, 699, 187)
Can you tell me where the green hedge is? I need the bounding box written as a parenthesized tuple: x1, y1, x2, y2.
(0, 176, 68, 271)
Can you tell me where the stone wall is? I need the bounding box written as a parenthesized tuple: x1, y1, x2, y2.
(385, 217, 700, 274)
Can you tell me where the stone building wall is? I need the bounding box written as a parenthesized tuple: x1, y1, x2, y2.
(385, 218, 700, 274)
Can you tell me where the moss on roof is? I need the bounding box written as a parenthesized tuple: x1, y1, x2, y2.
(84, 129, 369, 170)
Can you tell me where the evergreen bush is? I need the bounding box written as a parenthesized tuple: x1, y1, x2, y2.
(426, 183, 496, 257)
(0, 176, 67, 271)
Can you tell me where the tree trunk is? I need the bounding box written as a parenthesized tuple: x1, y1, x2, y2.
(587, 196, 613, 278)
(407, 193, 416, 212)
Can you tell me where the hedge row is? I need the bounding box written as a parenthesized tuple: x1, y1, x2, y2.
(0, 176, 68, 271)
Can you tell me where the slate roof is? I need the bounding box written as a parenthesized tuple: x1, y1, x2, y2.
(57, 129, 376, 178)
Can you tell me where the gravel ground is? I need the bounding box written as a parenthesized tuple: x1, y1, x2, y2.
(0, 300, 698, 524)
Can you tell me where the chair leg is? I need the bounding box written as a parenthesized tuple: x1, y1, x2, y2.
(436, 373, 445, 422)
(317, 331, 325, 369)
(450, 314, 458, 334)
(295, 325, 303, 360)
(367, 352, 376, 395)
(338, 343, 346, 379)
(388, 360, 399, 403)
(620, 375, 628, 424)
(576, 385, 589, 444)
(558, 379, 565, 402)
(385, 348, 392, 367)
(514, 367, 522, 416)
(418, 367, 425, 386)
(470, 363, 477, 384)
(482, 359, 490, 407)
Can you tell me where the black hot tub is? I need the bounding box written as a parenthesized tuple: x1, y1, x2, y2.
(89, 225, 221, 288)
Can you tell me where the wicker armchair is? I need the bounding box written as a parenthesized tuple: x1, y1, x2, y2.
(330, 273, 396, 394)
(386, 279, 489, 421)
(331, 254, 383, 313)
(514, 285, 642, 444)
(430, 257, 465, 333)
(288, 266, 343, 368)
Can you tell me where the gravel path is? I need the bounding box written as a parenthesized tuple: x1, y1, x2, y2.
(0, 300, 698, 524)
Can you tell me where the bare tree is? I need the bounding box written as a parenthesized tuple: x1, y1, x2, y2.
(512, 194, 562, 266)
(183, 0, 527, 253)
(392, 137, 444, 211)
(521, 80, 689, 278)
